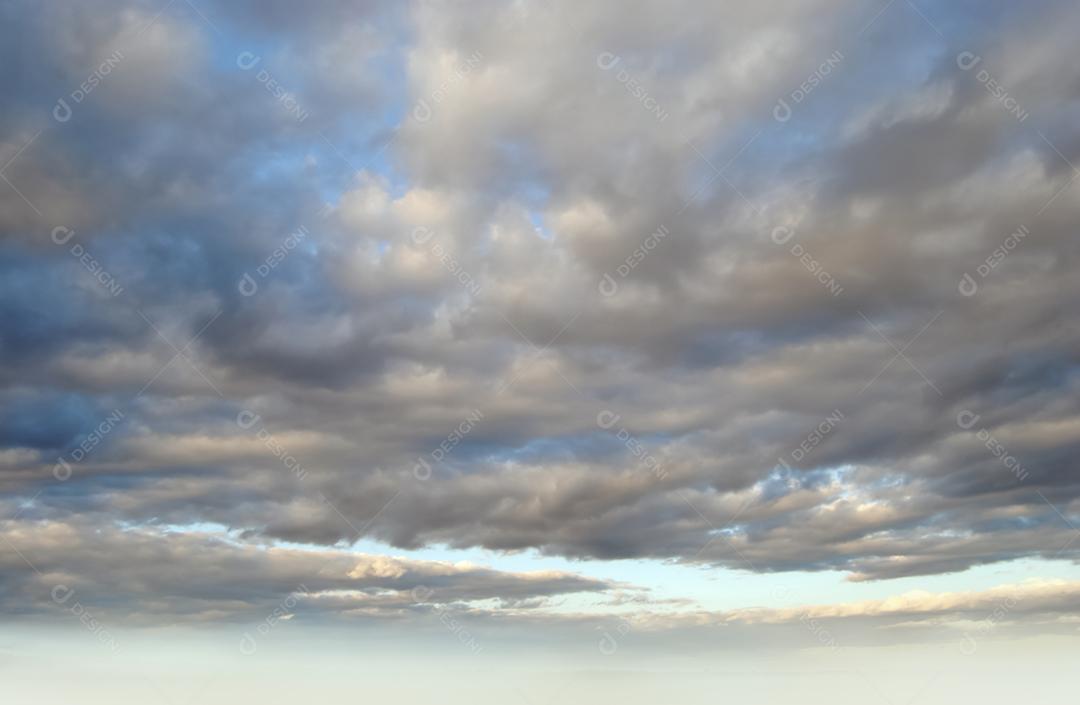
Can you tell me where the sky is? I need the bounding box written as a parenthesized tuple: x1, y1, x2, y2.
(2, 0, 1080, 702)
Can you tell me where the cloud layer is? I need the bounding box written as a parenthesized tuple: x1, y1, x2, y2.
(1, 0, 1079, 630)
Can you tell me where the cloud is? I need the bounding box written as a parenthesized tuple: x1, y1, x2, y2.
(0, 518, 610, 623)
(721, 579, 1080, 625)
(1, 0, 1079, 629)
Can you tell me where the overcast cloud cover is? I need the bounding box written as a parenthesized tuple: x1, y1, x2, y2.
(2, 0, 1080, 701)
